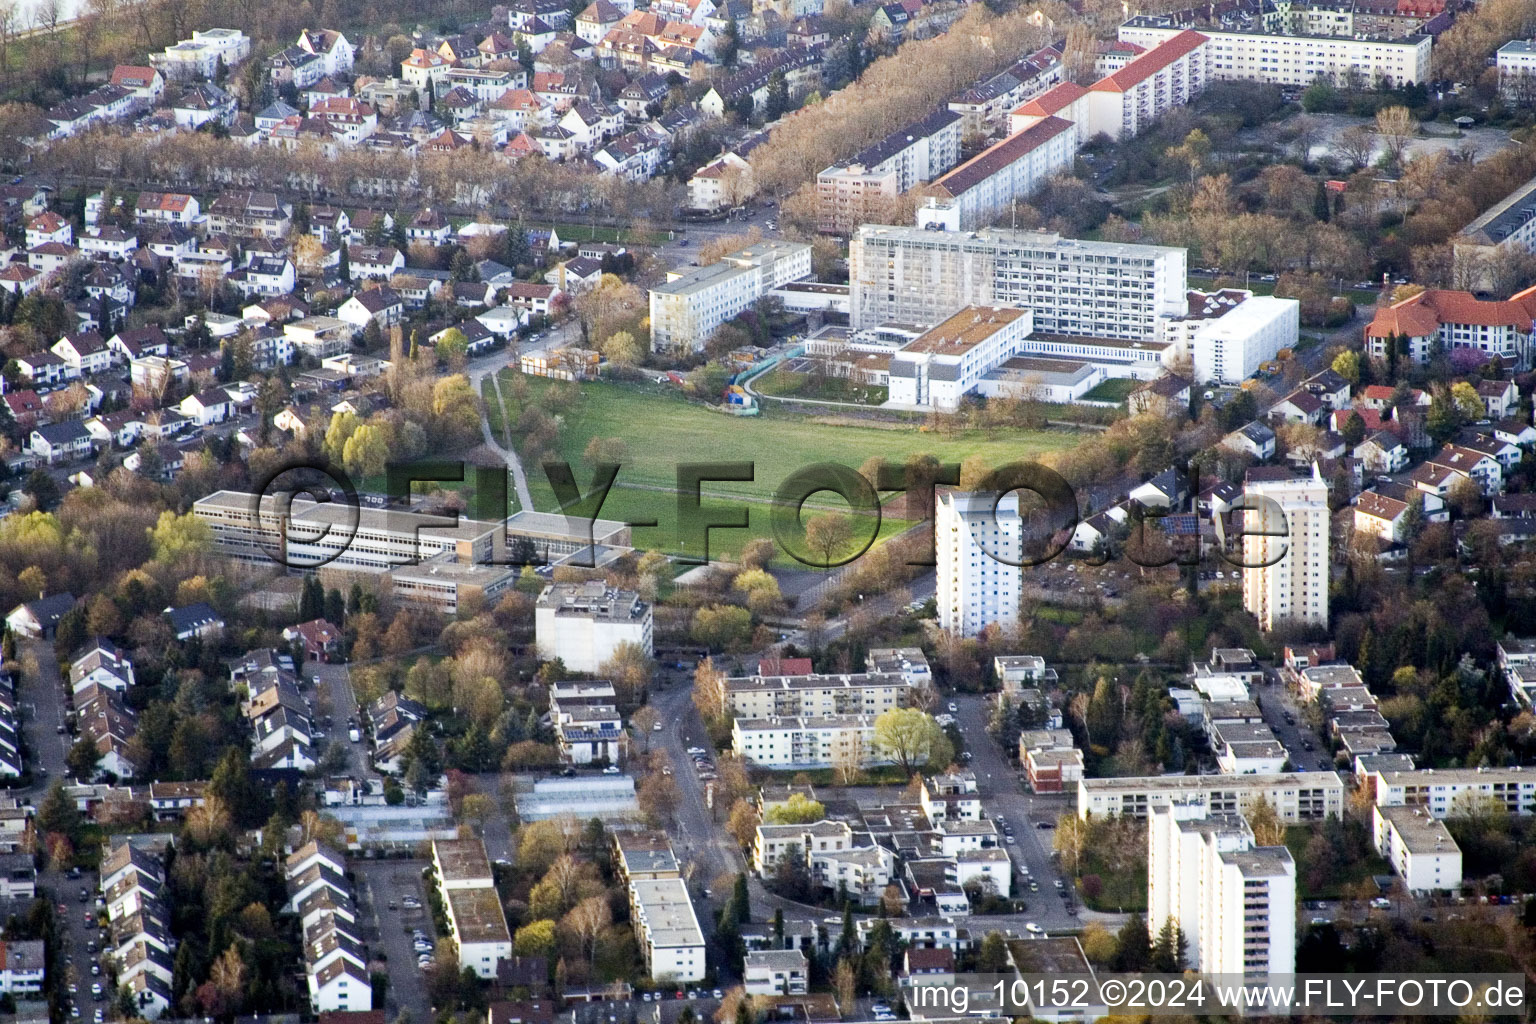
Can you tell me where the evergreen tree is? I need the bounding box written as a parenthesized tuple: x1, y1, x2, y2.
(1313, 180, 1330, 222)
(1151, 917, 1184, 971)
(773, 907, 784, 947)
(324, 587, 345, 625)
(837, 905, 855, 956)
(733, 873, 750, 924)
(1112, 915, 1152, 971)
(348, 583, 364, 616)
(299, 577, 324, 621)
(218, 343, 236, 383)
(337, 241, 350, 282)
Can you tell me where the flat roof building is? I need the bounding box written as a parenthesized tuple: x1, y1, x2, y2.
(1078, 771, 1345, 821)
(629, 878, 705, 983)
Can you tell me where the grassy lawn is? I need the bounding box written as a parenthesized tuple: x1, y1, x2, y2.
(1285, 825, 1390, 900)
(502, 374, 1082, 562)
(1079, 378, 1140, 404)
(1077, 850, 1147, 913)
(752, 368, 889, 405)
(481, 378, 507, 438)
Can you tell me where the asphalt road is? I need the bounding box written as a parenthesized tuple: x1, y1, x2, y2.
(18, 639, 103, 1022)
(352, 859, 434, 1021)
(307, 661, 371, 777)
(1258, 665, 1337, 773)
(950, 693, 1090, 933)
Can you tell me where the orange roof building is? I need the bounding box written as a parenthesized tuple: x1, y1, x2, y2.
(1364, 286, 1536, 368)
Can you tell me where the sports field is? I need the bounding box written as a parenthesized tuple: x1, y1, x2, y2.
(499, 375, 1083, 562)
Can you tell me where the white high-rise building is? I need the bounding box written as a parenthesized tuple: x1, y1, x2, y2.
(936, 490, 1020, 637)
(1241, 465, 1329, 632)
(1148, 803, 1296, 978)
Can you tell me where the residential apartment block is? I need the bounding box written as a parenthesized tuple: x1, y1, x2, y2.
(714, 670, 916, 719)
(1241, 465, 1330, 631)
(431, 839, 512, 978)
(534, 581, 653, 674)
(1372, 804, 1462, 894)
(1081, 30, 1210, 140)
(1367, 766, 1536, 817)
(1120, 16, 1429, 88)
(629, 878, 706, 983)
(731, 714, 877, 770)
(913, 116, 1076, 232)
(937, 489, 1021, 637)
(649, 240, 812, 352)
(1148, 804, 1296, 978)
(1078, 771, 1346, 820)
(815, 108, 965, 235)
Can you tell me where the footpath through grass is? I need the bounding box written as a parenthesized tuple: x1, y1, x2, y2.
(502, 374, 1082, 562)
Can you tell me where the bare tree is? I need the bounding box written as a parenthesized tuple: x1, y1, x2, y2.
(1335, 124, 1376, 171)
(1374, 106, 1417, 169)
(563, 895, 611, 963)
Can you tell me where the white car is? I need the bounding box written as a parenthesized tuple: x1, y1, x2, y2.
(602, 765, 621, 774)
(1025, 923, 1043, 934)
(948, 702, 958, 713)
(653, 721, 664, 730)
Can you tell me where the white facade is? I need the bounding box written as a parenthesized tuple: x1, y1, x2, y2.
(1372, 804, 1462, 894)
(1498, 40, 1536, 100)
(937, 489, 1021, 637)
(1368, 766, 1536, 818)
(1079, 771, 1346, 821)
(630, 878, 706, 983)
(732, 714, 877, 770)
(1158, 294, 1299, 384)
(649, 240, 812, 352)
(1148, 804, 1295, 978)
(1120, 18, 1430, 89)
(1081, 30, 1210, 140)
(914, 115, 1078, 232)
(1242, 465, 1330, 631)
(534, 582, 653, 674)
(850, 224, 1187, 340)
(888, 307, 1033, 411)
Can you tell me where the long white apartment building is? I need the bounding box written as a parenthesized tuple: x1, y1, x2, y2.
(913, 116, 1077, 232)
(1371, 804, 1462, 894)
(430, 839, 511, 978)
(1367, 766, 1536, 817)
(1157, 289, 1300, 384)
(714, 671, 917, 719)
(629, 877, 706, 983)
(731, 714, 877, 770)
(850, 224, 1188, 340)
(1078, 770, 1345, 821)
(1242, 465, 1330, 632)
(1148, 804, 1295, 977)
(1119, 17, 1429, 88)
(1081, 29, 1209, 140)
(193, 489, 503, 570)
(535, 581, 653, 674)
(649, 240, 812, 352)
(937, 489, 1020, 637)
(816, 108, 965, 235)
(888, 306, 1032, 411)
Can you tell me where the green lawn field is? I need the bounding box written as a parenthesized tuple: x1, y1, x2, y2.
(502, 374, 1083, 563)
(1079, 378, 1140, 403)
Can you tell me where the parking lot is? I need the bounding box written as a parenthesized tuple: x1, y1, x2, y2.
(352, 859, 434, 1019)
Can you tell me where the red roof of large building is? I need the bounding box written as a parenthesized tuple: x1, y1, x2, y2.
(930, 116, 1074, 198)
(1090, 29, 1207, 93)
(1012, 81, 1087, 118)
(1366, 286, 1536, 337)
